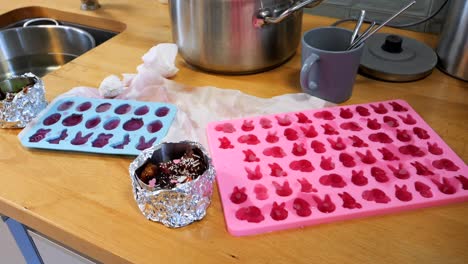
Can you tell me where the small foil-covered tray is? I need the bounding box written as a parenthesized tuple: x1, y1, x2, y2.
(19, 96, 177, 155)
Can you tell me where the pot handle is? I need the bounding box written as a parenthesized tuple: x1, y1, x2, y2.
(258, 0, 324, 25)
(23, 18, 59, 27)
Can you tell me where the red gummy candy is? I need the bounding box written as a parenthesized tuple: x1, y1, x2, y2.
(314, 110, 335, 120)
(245, 165, 263, 180)
(284, 128, 299, 141)
(254, 184, 269, 200)
(415, 181, 433, 198)
(398, 114, 416, 125)
(293, 198, 312, 217)
(312, 194, 336, 213)
(319, 173, 347, 188)
(349, 135, 368, 148)
(455, 175, 468, 190)
(427, 142, 443, 155)
(276, 115, 292, 126)
(356, 106, 370, 116)
(339, 153, 356, 167)
(297, 178, 317, 193)
(367, 118, 381, 130)
(369, 132, 393, 143)
(410, 161, 434, 176)
(265, 131, 279, 143)
(219, 137, 234, 149)
(243, 149, 259, 162)
(399, 144, 425, 157)
(238, 134, 260, 145)
(260, 117, 272, 129)
(235, 206, 264, 223)
(387, 164, 410, 179)
(432, 158, 460, 171)
(311, 140, 326, 153)
(338, 192, 362, 209)
(371, 167, 389, 182)
(295, 112, 312, 123)
(263, 146, 286, 158)
(396, 129, 412, 142)
(270, 202, 288, 221)
(320, 156, 335, 170)
(241, 120, 255, 131)
(300, 125, 318, 138)
(356, 150, 377, 164)
(340, 121, 363, 131)
(351, 170, 368, 186)
(431, 177, 456, 195)
(268, 163, 288, 177)
(413, 127, 430, 139)
(292, 143, 307, 156)
(321, 124, 339, 135)
(395, 185, 413, 202)
(340, 108, 353, 119)
(327, 137, 346, 151)
(289, 159, 315, 172)
(378, 147, 399, 161)
(272, 181, 293, 197)
(370, 103, 388, 114)
(230, 187, 248, 204)
(362, 189, 391, 204)
(389, 101, 408, 112)
(383, 116, 399, 128)
(215, 123, 236, 133)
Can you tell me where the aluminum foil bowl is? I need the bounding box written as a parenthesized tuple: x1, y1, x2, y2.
(129, 141, 215, 228)
(0, 73, 47, 128)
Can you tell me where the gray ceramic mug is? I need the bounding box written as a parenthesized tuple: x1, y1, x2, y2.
(300, 27, 364, 103)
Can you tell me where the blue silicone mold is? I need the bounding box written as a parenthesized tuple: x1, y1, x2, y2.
(20, 97, 177, 155)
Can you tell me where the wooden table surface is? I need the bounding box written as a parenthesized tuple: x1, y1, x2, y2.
(0, 1, 467, 263)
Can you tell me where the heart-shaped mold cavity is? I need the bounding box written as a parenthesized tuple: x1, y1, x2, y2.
(275, 115, 292, 126)
(410, 161, 434, 176)
(339, 153, 356, 167)
(47, 129, 68, 144)
(351, 170, 368, 186)
(432, 158, 460, 171)
(29, 128, 51, 142)
(300, 125, 318, 138)
(389, 101, 408, 112)
(319, 173, 346, 188)
(297, 178, 317, 193)
(387, 164, 410, 179)
(241, 120, 255, 131)
(215, 123, 236, 133)
(431, 177, 456, 195)
(370, 103, 388, 114)
(321, 124, 339, 135)
(218, 137, 234, 149)
(289, 159, 314, 172)
(349, 135, 368, 148)
(369, 132, 393, 143)
(123, 118, 144, 131)
(370, 167, 389, 183)
(356, 106, 370, 116)
(311, 140, 326, 153)
(378, 147, 399, 161)
(314, 110, 335, 120)
(398, 114, 416, 125)
(92, 133, 113, 148)
(284, 128, 299, 140)
(114, 104, 131, 115)
(339, 108, 353, 119)
(254, 184, 269, 200)
(43, 113, 61, 126)
(103, 117, 121, 130)
(136, 136, 157, 151)
(236, 206, 264, 223)
(243, 149, 260, 162)
(155, 106, 170, 117)
(415, 181, 433, 198)
(313, 194, 336, 213)
(85, 116, 101, 129)
(268, 163, 288, 177)
(292, 143, 307, 156)
(327, 137, 346, 150)
(340, 121, 362, 131)
(62, 114, 83, 126)
(367, 118, 381, 130)
(76, 101, 92, 112)
(272, 181, 293, 197)
(71, 132, 93, 145)
(57, 101, 74, 111)
(230, 187, 248, 204)
(383, 116, 399, 128)
(356, 150, 377, 164)
(320, 156, 335, 170)
(295, 112, 312, 123)
(362, 188, 390, 203)
(395, 184, 413, 202)
(455, 175, 468, 190)
(427, 142, 443, 155)
(270, 202, 288, 221)
(238, 134, 260, 145)
(112, 134, 130, 149)
(396, 129, 412, 142)
(263, 146, 286, 158)
(265, 131, 279, 143)
(245, 165, 263, 180)
(134, 105, 149, 116)
(95, 102, 112, 113)
(147, 120, 163, 133)
(259, 117, 272, 129)
(293, 198, 312, 217)
(399, 144, 425, 157)
(413, 127, 430, 139)
(338, 192, 362, 209)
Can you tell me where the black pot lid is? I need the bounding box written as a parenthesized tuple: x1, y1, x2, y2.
(359, 33, 438, 82)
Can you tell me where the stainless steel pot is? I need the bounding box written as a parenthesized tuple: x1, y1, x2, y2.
(169, 0, 323, 74)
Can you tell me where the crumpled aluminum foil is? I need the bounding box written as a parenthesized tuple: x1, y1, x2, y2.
(129, 141, 215, 228)
(0, 73, 47, 128)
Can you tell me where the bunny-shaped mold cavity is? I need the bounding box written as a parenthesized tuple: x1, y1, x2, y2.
(312, 194, 336, 213)
(413, 127, 430, 139)
(269, 163, 288, 177)
(339, 108, 353, 119)
(230, 187, 248, 204)
(272, 181, 293, 197)
(241, 120, 255, 131)
(398, 114, 416, 125)
(370, 167, 389, 183)
(455, 175, 468, 190)
(389, 101, 408, 112)
(383, 116, 399, 128)
(395, 185, 413, 202)
(339, 153, 356, 168)
(321, 124, 339, 135)
(356, 106, 370, 116)
(367, 118, 381, 130)
(254, 184, 269, 200)
(410, 161, 434, 176)
(427, 142, 443, 155)
(243, 149, 260, 162)
(396, 129, 412, 142)
(311, 140, 326, 153)
(356, 150, 377, 164)
(29, 129, 51, 142)
(378, 147, 399, 161)
(135, 136, 157, 151)
(327, 137, 346, 150)
(245, 165, 263, 180)
(300, 125, 318, 138)
(92, 133, 113, 148)
(387, 164, 410, 179)
(349, 135, 368, 148)
(338, 192, 362, 209)
(320, 156, 335, 170)
(259, 117, 272, 129)
(431, 177, 456, 195)
(265, 131, 279, 143)
(370, 103, 388, 114)
(291, 143, 307, 156)
(351, 170, 368, 186)
(218, 137, 234, 149)
(415, 181, 433, 198)
(295, 112, 312, 123)
(297, 178, 317, 193)
(293, 198, 312, 217)
(71, 132, 93, 145)
(275, 115, 292, 126)
(270, 202, 288, 221)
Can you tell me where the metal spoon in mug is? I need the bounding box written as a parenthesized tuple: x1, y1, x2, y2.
(350, 10, 366, 45)
(347, 0, 416, 50)
(350, 21, 376, 48)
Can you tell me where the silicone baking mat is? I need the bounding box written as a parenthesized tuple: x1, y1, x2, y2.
(206, 99, 468, 236)
(20, 97, 177, 155)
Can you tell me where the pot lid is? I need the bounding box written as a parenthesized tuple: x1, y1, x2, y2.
(359, 33, 437, 82)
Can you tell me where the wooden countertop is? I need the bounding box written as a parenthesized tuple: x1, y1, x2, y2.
(1, 1, 467, 263)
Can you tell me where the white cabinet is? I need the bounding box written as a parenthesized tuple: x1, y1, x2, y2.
(0, 216, 27, 264)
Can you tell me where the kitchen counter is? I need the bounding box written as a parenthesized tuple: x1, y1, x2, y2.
(0, 1, 467, 263)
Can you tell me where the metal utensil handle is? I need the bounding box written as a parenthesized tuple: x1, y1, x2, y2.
(350, 10, 366, 45)
(350, 21, 376, 48)
(23, 18, 59, 27)
(262, 0, 324, 24)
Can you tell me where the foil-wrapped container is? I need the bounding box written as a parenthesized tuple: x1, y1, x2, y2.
(129, 141, 215, 228)
(0, 73, 47, 128)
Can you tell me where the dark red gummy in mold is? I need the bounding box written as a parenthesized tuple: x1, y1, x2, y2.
(235, 206, 264, 223)
(123, 118, 144, 131)
(275, 115, 292, 126)
(218, 137, 234, 149)
(269, 163, 288, 177)
(362, 189, 391, 203)
(266, 131, 279, 143)
(47, 130, 68, 144)
(254, 184, 269, 200)
(311, 140, 326, 153)
(272, 181, 293, 197)
(71, 132, 93, 145)
(340, 121, 362, 131)
(356, 150, 377, 164)
(104, 118, 120, 130)
(432, 158, 460, 171)
(92, 133, 113, 148)
(114, 104, 131, 115)
(270, 202, 288, 221)
(85, 116, 101, 129)
(62, 114, 83, 126)
(293, 198, 312, 217)
(339, 108, 353, 119)
(387, 164, 410, 179)
(415, 181, 433, 198)
(349, 135, 368, 148)
(243, 149, 259, 162)
(327, 137, 346, 150)
(259, 118, 272, 129)
(410, 161, 434, 176)
(313, 194, 336, 213)
(43, 113, 61, 126)
(356, 106, 370, 116)
(427, 142, 443, 155)
(378, 147, 399, 161)
(371, 167, 389, 183)
(367, 118, 381, 130)
(112, 134, 130, 149)
(314, 111, 335, 120)
(399, 144, 425, 157)
(339, 153, 356, 167)
(339, 192, 362, 209)
(319, 173, 347, 188)
(320, 156, 335, 170)
(300, 125, 318, 138)
(147, 120, 163, 133)
(321, 124, 339, 135)
(369, 132, 393, 143)
(398, 114, 416, 125)
(351, 170, 368, 186)
(246, 165, 263, 180)
(383, 116, 399, 128)
(76, 101, 92, 112)
(290, 160, 314, 172)
(284, 128, 299, 140)
(136, 136, 157, 151)
(455, 175, 468, 190)
(431, 177, 456, 195)
(389, 101, 408, 112)
(292, 143, 307, 156)
(238, 134, 260, 145)
(395, 185, 413, 202)
(215, 123, 236, 133)
(413, 127, 430, 139)
(396, 129, 412, 142)
(155, 106, 170, 117)
(95, 103, 112, 113)
(297, 178, 317, 193)
(29, 128, 51, 142)
(263, 146, 286, 158)
(57, 101, 74, 111)
(370, 103, 388, 114)
(134, 105, 149, 116)
(295, 112, 312, 123)
(241, 120, 255, 131)
(230, 187, 248, 204)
